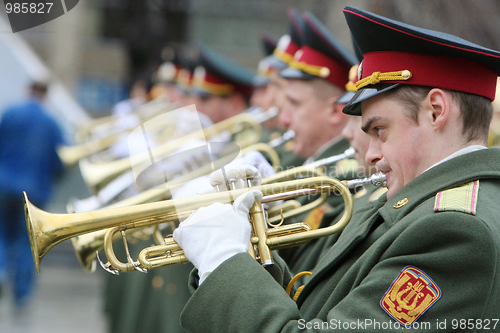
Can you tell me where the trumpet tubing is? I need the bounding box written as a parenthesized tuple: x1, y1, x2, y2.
(26, 176, 350, 274)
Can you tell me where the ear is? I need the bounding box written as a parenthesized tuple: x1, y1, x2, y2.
(425, 88, 451, 130)
(327, 95, 347, 126)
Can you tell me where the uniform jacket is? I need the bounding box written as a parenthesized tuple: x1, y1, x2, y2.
(279, 137, 353, 264)
(181, 148, 500, 332)
(287, 183, 385, 277)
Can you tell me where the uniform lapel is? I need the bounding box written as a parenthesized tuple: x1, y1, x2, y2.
(308, 198, 385, 279)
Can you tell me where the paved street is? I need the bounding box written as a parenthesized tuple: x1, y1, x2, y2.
(0, 241, 108, 333)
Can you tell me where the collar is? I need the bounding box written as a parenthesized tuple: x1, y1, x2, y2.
(423, 145, 487, 173)
(380, 148, 500, 225)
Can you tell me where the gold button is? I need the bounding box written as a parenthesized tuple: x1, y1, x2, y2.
(319, 67, 330, 78)
(152, 276, 164, 289)
(393, 198, 409, 209)
(401, 70, 412, 80)
(165, 282, 178, 295)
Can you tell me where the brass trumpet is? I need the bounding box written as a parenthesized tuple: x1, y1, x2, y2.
(58, 119, 177, 167)
(25, 173, 385, 274)
(75, 97, 176, 140)
(69, 146, 351, 272)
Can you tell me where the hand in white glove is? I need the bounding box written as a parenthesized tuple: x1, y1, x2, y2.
(243, 151, 275, 178)
(173, 189, 263, 284)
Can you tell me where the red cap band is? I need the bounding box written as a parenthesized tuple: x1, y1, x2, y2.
(293, 46, 350, 89)
(361, 51, 498, 100)
(285, 41, 300, 58)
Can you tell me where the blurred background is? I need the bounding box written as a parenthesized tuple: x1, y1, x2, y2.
(1, 0, 500, 332)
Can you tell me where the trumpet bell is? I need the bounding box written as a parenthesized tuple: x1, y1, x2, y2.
(25, 192, 44, 274)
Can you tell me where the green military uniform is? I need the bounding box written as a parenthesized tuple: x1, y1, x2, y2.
(259, 127, 306, 169)
(286, 183, 386, 276)
(278, 137, 353, 264)
(275, 141, 306, 170)
(180, 148, 500, 332)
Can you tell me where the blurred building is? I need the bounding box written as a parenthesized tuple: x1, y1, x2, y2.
(3, 0, 500, 119)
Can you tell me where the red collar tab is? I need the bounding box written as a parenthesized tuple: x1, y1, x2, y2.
(291, 46, 350, 89)
(360, 51, 497, 101)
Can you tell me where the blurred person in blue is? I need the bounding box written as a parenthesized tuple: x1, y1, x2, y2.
(0, 81, 64, 308)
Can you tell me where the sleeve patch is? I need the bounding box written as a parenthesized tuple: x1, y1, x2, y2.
(380, 266, 441, 327)
(434, 180, 479, 215)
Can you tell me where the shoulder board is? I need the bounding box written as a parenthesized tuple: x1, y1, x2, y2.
(369, 187, 388, 203)
(434, 180, 479, 215)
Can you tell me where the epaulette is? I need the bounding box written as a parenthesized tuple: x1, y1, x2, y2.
(369, 187, 388, 203)
(434, 180, 479, 215)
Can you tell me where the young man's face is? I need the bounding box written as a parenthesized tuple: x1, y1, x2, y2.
(341, 115, 376, 176)
(361, 93, 429, 199)
(279, 80, 333, 157)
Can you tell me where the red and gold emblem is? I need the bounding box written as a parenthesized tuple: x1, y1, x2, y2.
(380, 266, 441, 327)
(303, 203, 333, 230)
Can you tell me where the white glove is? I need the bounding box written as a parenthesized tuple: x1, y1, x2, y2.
(173, 189, 263, 284)
(243, 151, 275, 178)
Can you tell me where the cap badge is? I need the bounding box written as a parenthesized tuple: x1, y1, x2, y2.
(357, 61, 363, 81)
(276, 34, 292, 51)
(157, 62, 177, 82)
(193, 66, 206, 80)
(380, 266, 441, 327)
(294, 49, 303, 61)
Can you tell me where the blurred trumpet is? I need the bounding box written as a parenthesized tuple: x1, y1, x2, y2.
(75, 96, 175, 140)
(78, 110, 266, 192)
(68, 141, 280, 213)
(262, 147, 356, 184)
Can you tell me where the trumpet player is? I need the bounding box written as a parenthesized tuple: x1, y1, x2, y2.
(173, 7, 500, 331)
(254, 8, 308, 169)
(104, 43, 259, 333)
(274, 12, 357, 265)
(191, 42, 255, 125)
(283, 64, 388, 276)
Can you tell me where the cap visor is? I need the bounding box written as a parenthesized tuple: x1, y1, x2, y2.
(342, 83, 400, 115)
(252, 75, 270, 87)
(264, 55, 288, 71)
(279, 67, 316, 81)
(335, 91, 356, 104)
(190, 87, 214, 99)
